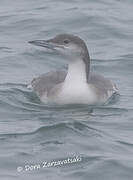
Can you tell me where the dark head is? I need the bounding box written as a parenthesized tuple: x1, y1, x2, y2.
(29, 34, 90, 80)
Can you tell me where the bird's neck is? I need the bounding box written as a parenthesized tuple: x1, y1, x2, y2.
(64, 58, 88, 85)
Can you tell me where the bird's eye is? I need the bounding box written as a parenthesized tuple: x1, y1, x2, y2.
(63, 39, 69, 44)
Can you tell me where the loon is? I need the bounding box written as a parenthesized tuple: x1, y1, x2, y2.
(28, 34, 118, 105)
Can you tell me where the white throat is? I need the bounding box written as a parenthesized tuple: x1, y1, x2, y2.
(64, 58, 87, 85)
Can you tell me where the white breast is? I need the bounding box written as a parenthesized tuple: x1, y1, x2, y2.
(45, 82, 98, 105)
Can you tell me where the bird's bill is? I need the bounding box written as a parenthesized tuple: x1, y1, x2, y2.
(28, 40, 64, 51)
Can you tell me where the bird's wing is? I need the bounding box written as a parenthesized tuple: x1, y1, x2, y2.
(29, 71, 66, 97)
(89, 72, 118, 98)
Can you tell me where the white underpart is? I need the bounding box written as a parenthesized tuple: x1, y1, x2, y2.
(46, 59, 98, 105)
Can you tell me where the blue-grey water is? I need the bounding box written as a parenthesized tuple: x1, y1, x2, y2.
(0, 0, 133, 180)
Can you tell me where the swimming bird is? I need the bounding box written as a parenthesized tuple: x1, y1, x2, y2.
(28, 34, 118, 105)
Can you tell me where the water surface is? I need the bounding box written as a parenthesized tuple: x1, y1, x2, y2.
(0, 0, 133, 179)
